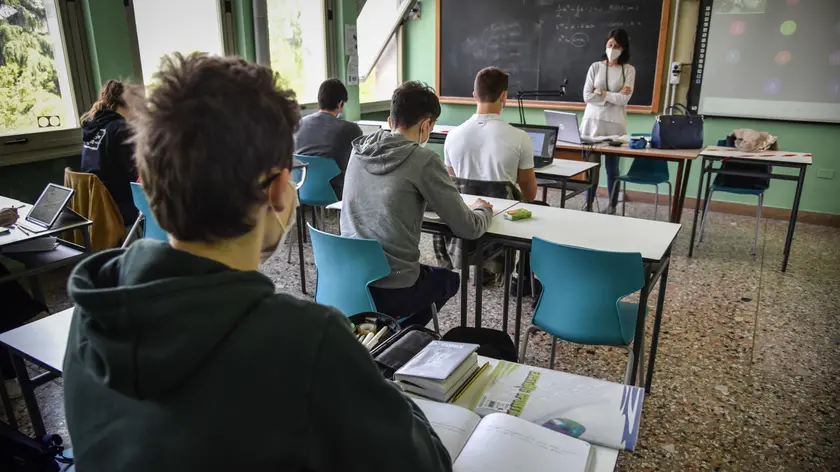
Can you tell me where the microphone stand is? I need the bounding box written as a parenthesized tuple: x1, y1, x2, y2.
(515, 80, 569, 124)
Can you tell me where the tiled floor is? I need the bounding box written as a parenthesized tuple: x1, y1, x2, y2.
(3, 192, 839, 471)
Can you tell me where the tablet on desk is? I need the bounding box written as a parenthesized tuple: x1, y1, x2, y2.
(18, 184, 74, 233)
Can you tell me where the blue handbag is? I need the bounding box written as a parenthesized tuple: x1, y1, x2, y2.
(651, 104, 704, 149)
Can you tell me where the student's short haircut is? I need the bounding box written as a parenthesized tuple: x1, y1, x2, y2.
(131, 52, 300, 242)
(318, 78, 349, 110)
(474, 67, 509, 103)
(389, 81, 441, 129)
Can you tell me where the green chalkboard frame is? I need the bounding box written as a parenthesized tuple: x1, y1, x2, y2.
(435, 0, 671, 114)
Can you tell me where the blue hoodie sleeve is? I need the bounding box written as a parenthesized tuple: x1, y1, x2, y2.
(305, 313, 453, 472)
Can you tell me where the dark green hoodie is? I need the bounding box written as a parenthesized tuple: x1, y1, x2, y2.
(63, 240, 452, 471)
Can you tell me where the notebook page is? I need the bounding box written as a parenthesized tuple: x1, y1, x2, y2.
(414, 398, 482, 461)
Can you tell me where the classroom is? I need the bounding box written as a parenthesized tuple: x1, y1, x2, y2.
(0, 0, 838, 470)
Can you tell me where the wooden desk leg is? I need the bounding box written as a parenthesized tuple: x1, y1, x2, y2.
(630, 265, 652, 387)
(502, 248, 511, 333)
(514, 250, 526, 354)
(296, 210, 307, 294)
(645, 260, 670, 393)
(781, 165, 807, 272)
(10, 352, 46, 438)
(0, 357, 18, 429)
(670, 161, 685, 223)
(474, 239, 485, 329)
(675, 160, 693, 223)
(460, 239, 469, 327)
(688, 158, 708, 258)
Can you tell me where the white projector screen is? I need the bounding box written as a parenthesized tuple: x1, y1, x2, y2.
(697, 0, 840, 123)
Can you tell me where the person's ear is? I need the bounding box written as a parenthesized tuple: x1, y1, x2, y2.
(387, 116, 394, 129)
(267, 168, 292, 212)
(337, 101, 345, 113)
(473, 91, 479, 102)
(499, 90, 508, 105)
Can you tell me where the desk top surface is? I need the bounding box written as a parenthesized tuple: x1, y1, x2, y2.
(327, 194, 520, 218)
(496, 203, 681, 261)
(0, 307, 72, 373)
(556, 142, 702, 160)
(699, 147, 813, 165)
(0, 195, 91, 249)
(535, 159, 599, 177)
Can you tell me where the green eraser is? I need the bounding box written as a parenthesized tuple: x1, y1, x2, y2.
(504, 209, 532, 221)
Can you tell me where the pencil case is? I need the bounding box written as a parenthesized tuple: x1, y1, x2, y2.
(372, 325, 441, 379)
(503, 209, 532, 221)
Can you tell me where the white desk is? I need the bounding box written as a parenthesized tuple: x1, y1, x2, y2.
(535, 160, 599, 179)
(688, 147, 813, 272)
(327, 193, 520, 217)
(534, 159, 601, 208)
(0, 307, 73, 436)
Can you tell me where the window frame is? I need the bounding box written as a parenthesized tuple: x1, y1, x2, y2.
(0, 0, 97, 166)
(359, 25, 403, 113)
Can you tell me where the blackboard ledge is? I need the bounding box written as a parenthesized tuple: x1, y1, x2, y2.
(438, 96, 657, 115)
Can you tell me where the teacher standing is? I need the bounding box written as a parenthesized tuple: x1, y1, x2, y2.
(580, 29, 635, 215)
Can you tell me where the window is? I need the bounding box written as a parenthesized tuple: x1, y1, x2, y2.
(266, 0, 329, 105)
(358, 0, 413, 105)
(132, 0, 228, 86)
(0, 1, 82, 140)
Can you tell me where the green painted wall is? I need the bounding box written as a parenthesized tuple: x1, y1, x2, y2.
(81, 0, 138, 90)
(403, 0, 840, 215)
(234, 0, 256, 61)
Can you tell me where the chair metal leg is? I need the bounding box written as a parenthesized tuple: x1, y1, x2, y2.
(752, 193, 764, 256)
(636, 332, 646, 387)
(548, 337, 558, 370)
(621, 182, 627, 216)
(518, 324, 541, 363)
(665, 181, 673, 223)
(609, 181, 620, 213)
(653, 184, 660, 221)
(431, 303, 440, 334)
(697, 189, 715, 245)
(623, 346, 635, 385)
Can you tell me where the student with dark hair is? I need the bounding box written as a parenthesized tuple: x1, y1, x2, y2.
(294, 78, 363, 198)
(80, 79, 139, 224)
(341, 81, 493, 327)
(63, 54, 452, 472)
(581, 28, 636, 214)
(445, 67, 538, 201)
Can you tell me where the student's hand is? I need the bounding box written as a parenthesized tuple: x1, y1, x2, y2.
(470, 199, 493, 212)
(620, 86, 633, 95)
(593, 88, 606, 97)
(0, 207, 19, 227)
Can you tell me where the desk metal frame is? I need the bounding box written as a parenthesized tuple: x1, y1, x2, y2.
(535, 163, 600, 211)
(687, 155, 808, 272)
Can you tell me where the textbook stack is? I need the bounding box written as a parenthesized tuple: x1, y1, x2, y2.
(395, 341, 482, 402)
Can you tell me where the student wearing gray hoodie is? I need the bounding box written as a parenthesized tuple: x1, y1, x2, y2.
(341, 81, 493, 326)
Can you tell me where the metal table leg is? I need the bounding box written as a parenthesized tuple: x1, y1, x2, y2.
(781, 165, 807, 272)
(675, 160, 693, 223)
(645, 260, 670, 393)
(10, 352, 45, 438)
(514, 249, 526, 354)
(688, 158, 709, 257)
(502, 248, 511, 333)
(670, 161, 685, 223)
(474, 239, 485, 328)
(629, 265, 652, 386)
(0, 357, 18, 429)
(459, 239, 470, 327)
(560, 179, 568, 208)
(296, 209, 307, 294)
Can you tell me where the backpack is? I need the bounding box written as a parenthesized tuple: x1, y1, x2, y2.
(0, 421, 71, 471)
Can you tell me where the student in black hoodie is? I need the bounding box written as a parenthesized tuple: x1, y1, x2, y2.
(80, 79, 139, 224)
(63, 52, 451, 472)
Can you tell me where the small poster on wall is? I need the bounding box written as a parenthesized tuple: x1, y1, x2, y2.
(347, 55, 359, 85)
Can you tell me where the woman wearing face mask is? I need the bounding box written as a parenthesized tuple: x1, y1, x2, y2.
(580, 29, 635, 215)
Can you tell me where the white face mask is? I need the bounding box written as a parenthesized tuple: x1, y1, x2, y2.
(419, 120, 431, 148)
(606, 47, 622, 63)
(260, 182, 298, 263)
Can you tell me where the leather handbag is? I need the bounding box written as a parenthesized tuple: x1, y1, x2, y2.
(651, 104, 704, 149)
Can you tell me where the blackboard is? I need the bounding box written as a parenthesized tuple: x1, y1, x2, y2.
(436, 0, 670, 113)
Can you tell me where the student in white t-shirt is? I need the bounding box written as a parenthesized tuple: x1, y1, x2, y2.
(444, 67, 538, 202)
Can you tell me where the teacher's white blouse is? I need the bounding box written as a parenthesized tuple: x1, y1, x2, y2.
(580, 62, 636, 138)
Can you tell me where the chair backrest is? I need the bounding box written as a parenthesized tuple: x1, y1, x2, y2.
(308, 224, 391, 316)
(129, 182, 168, 241)
(293, 155, 341, 206)
(626, 158, 670, 182)
(451, 177, 523, 201)
(530, 237, 645, 346)
(63, 168, 126, 251)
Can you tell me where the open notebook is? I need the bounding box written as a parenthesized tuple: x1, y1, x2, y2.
(415, 398, 594, 472)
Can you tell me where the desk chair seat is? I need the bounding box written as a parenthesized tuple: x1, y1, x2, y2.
(697, 163, 770, 256)
(519, 238, 646, 385)
(309, 224, 439, 332)
(611, 159, 671, 221)
(130, 182, 167, 242)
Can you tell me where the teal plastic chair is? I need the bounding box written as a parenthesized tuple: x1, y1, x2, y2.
(130, 182, 167, 241)
(697, 162, 770, 256)
(308, 224, 440, 332)
(612, 158, 672, 221)
(308, 224, 391, 317)
(293, 154, 340, 208)
(519, 237, 646, 385)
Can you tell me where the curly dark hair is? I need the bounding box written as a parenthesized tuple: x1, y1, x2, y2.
(130, 52, 301, 242)
(389, 81, 441, 129)
(81, 80, 127, 122)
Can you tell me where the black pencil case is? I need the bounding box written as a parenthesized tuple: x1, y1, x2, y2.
(371, 325, 441, 379)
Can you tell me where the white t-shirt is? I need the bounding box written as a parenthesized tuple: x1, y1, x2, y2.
(444, 114, 534, 185)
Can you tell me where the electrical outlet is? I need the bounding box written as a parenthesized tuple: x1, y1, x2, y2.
(817, 169, 835, 179)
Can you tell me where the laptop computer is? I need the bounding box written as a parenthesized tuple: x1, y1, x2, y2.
(358, 123, 382, 136)
(17, 183, 74, 233)
(511, 124, 559, 168)
(544, 110, 608, 145)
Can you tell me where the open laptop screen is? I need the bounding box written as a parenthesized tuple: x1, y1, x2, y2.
(512, 124, 559, 158)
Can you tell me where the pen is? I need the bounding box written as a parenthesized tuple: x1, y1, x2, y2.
(13, 224, 30, 236)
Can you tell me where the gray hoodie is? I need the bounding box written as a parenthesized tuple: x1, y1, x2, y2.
(340, 130, 493, 289)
